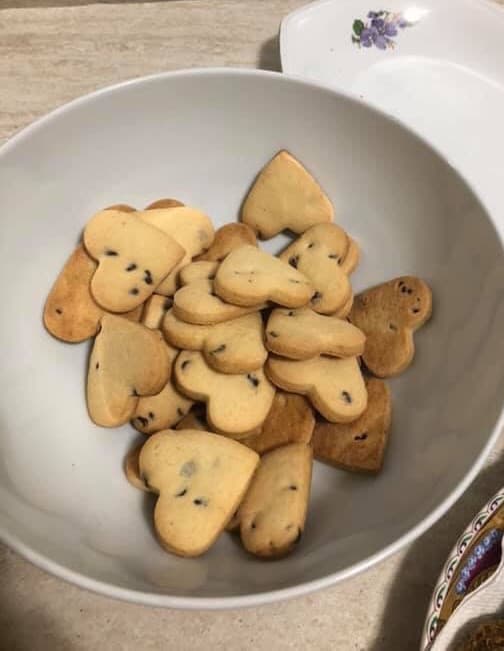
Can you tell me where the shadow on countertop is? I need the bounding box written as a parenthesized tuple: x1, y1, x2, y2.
(0, 548, 67, 651)
(369, 446, 504, 650)
(258, 34, 282, 72)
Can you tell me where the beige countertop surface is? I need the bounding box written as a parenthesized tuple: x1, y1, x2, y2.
(1, 1, 503, 649)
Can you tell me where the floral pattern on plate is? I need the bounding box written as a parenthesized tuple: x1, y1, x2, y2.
(352, 11, 412, 50)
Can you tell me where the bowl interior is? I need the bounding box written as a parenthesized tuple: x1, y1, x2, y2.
(0, 70, 503, 606)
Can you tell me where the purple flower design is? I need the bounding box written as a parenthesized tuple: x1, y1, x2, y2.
(359, 27, 376, 48)
(352, 10, 412, 50)
(460, 567, 471, 580)
(475, 543, 486, 559)
(467, 555, 478, 570)
(455, 528, 503, 595)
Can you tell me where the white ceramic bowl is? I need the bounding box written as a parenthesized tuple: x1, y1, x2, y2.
(1, 69, 503, 609)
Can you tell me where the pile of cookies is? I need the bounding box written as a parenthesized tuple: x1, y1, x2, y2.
(44, 150, 432, 559)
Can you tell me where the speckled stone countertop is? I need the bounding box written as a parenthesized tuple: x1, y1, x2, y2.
(1, 1, 503, 649)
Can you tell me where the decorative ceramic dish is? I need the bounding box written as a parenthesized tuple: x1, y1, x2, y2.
(280, 0, 504, 231)
(422, 486, 504, 650)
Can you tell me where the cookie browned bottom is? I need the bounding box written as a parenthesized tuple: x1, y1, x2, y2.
(43, 245, 143, 343)
(241, 392, 315, 454)
(124, 443, 150, 492)
(350, 276, 432, 378)
(312, 378, 391, 473)
(145, 198, 185, 210)
(195, 223, 257, 262)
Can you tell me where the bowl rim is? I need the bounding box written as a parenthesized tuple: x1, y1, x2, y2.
(1, 66, 503, 610)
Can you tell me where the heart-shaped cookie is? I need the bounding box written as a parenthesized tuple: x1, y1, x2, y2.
(265, 307, 365, 360)
(266, 355, 367, 423)
(349, 276, 433, 377)
(239, 443, 313, 558)
(241, 150, 333, 238)
(174, 350, 275, 435)
(214, 245, 314, 308)
(163, 310, 267, 374)
(83, 209, 184, 312)
(87, 314, 171, 427)
(279, 224, 352, 314)
(139, 429, 259, 557)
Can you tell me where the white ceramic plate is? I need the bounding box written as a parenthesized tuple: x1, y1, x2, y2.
(0, 69, 503, 609)
(281, 0, 504, 231)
